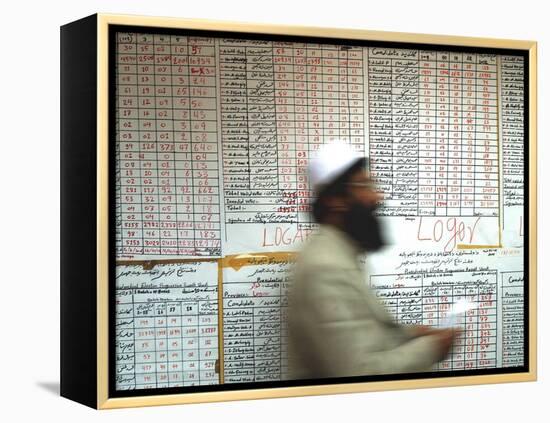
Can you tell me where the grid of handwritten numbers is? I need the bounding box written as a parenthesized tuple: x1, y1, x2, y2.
(372, 271, 497, 371)
(433, 278, 497, 370)
(116, 32, 221, 258)
(115, 293, 219, 390)
(368, 50, 498, 217)
(220, 40, 364, 227)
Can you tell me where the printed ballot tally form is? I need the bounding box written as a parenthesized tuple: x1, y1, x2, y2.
(60, 14, 537, 409)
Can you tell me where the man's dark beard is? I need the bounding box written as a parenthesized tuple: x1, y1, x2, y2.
(343, 202, 386, 252)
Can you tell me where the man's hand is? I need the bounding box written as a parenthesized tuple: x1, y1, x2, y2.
(410, 325, 439, 337)
(431, 327, 463, 360)
(412, 326, 463, 361)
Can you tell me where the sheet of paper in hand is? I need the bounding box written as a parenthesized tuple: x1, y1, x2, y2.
(440, 298, 478, 328)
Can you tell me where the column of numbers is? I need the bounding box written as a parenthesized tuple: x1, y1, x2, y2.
(477, 284, 497, 367)
(166, 303, 184, 386)
(342, 48, 365, 154)
(118, 33, 143, 255)
(475, 55, 498, 216)
(448, 53, 463, 215)
(181, 303, 200, 385)
(189, 37, 221, 254)
(172, 35, 195, 253)
(437, 284, 453, 370)
(155, 303, 169, 387)
(418, 51, 437, 215)
(306, 45, 323, 158)
(450, 285, 466, 370)
(323, 46, 340, 143)
(435, 52, 450, 216)
(134, 303, 156, 388)
(462, 54, 476, 214)
(155, 35, 177, 255)
(294, 44, 312, 226)
(463, 284, 479, 369)
(137, 34, 159, 255)
(274, 42, 297, 193)
(199, 301, 219, 384)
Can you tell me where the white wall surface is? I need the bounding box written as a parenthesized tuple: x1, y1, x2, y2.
(0, 0, 546, 421)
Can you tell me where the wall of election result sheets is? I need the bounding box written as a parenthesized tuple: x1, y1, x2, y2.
(113, 31, 525, 390)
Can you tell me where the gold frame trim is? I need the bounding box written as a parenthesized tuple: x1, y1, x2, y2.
(96, 13, 537, 409)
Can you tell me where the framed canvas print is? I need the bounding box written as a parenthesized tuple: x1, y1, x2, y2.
(60, 13, 537, 409)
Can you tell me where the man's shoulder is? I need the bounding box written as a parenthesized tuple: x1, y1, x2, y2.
(298, 225, 359, 270)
